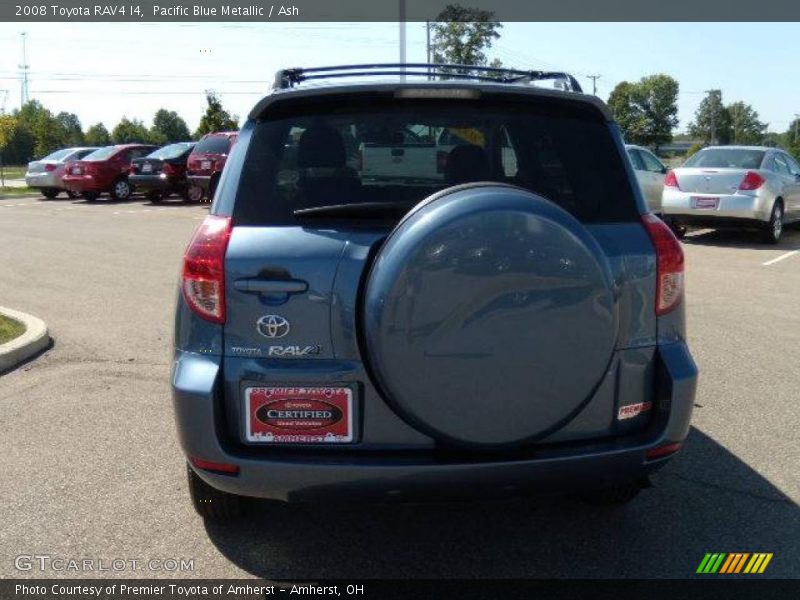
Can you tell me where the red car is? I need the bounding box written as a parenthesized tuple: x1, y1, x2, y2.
(62, 144, 156, 201)
(186, 132, 238, 201)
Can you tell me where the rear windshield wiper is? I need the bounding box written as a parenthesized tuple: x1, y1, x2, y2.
(293, 202, 413, 219)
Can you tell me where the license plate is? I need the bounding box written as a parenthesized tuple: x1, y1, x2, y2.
(245, 386, 353, 444)
(693, 196, 719, 209)
(73, 167, 82, 175)
(142, 163, 152, 173)
(201, 160, 212, 170)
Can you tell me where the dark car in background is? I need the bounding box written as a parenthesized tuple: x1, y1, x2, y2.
(186, 132, 238, 201)
(25, 147, 99, 199)
(129, 142, 195, 203)
(62, 144, 157, 201)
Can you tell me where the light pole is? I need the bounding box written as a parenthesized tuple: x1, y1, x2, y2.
(399, 0, 406, 80)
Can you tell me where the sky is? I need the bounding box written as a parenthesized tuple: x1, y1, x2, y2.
(0, 22, 799, 134)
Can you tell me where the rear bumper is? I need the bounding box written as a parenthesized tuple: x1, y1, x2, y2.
(129, 174, 182, 191)
(172, 343, 697, 502)
(186, 174, 212, 190)
(662, 189, 771, 222)
(25, 172, 61, 188)
(62, 175, 107, 193)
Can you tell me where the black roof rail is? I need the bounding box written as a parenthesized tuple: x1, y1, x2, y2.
(273, 63, 583, 93)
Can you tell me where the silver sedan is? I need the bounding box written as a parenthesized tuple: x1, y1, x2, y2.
(662, 145, 800, 243)
(25, 146, 99, 199)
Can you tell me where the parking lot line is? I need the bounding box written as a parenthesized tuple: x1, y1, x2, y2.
(762, 250, 799, 266)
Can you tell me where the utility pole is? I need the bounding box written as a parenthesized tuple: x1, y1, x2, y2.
(586, 74, 601, 96)
(794, 113, 799, 144)
(19, 32, 30, 107)
(398, 0, 406, 80)
(704, 89, 720, 145)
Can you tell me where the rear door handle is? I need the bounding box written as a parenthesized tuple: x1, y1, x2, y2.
(234, 278, 308, 294)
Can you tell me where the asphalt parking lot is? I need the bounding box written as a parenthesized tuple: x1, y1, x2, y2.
(0, 193, 798, 579)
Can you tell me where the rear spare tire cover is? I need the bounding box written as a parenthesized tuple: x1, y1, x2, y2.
(363, 184, 618, 448)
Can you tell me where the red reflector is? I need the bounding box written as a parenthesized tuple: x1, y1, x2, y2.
(664, 170, 680, 189)
(642, 214, 685, 316)
(189, 456, 239, 475)
(182, 215, 232, 324)
(738, 170, 765, 191)
(645, 442, 682, 460)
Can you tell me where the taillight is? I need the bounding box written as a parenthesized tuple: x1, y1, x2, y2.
(45, 163, 57, 172)
(738, 170, 765, 191)
(129, 164, 137, 174)
(645, 442, 682, 461)
(182, 215, 232, 324)
(642, 214, 684, 316)
(664, 170, 680, 189)
(162, 163, 175, 175)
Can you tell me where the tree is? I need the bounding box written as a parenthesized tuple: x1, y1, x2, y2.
(85, 123, 111, 146)
(151, 109, 191, 144)
(14, 100, 64, 159)
(0, 114, 18, 186)
(55, 112, 84, 146)
(430, 4, 503, 75)
(688, 90, 731, 145)
(728, 101, 766, 145)
(111, 117, 150, 144)
(786, 118, 800, 160)
(607, 74, 679, 149)
(194, 92, 238, 138)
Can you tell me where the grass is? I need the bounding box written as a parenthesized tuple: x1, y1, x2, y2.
(0, 165, 26, 179)
(0, 186, 36, 197)
(0, 315, 26, 345)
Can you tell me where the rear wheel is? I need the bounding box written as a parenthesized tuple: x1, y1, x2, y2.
(147, 190, 163, 203)
(110, 178, 132, 201)
(186, 464, 244, 520)
(762, 201, 784, 244)
(41, 188, 59, 199)
(186, 185, 204, 203)
(82, 192, 99, 202)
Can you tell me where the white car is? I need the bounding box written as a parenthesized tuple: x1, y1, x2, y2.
(662, 146, 800, 244)
(625, 144, 667, 214)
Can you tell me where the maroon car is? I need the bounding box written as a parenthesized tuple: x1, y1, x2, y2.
(186, 132, 238, 201)
(62, 144, 156, 201)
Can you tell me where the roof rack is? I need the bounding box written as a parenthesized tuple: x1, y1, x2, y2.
(273, 63, 583, 93)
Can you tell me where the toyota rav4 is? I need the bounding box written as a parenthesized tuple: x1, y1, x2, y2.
(172, 64, 698, 520)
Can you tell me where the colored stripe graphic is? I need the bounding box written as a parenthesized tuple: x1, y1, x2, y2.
(700, 552, 774, 574)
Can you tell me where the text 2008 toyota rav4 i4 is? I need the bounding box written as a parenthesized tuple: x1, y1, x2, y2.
(172, 64, 698, 519)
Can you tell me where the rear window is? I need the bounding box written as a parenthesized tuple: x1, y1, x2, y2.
(147, 142, 194, 160)
(194, 135, 233, 155)
(83, 146, 118, 161)
(684, 148, 765, 169)
(234, 97, 637, 225)
(42, 148, 74, 161)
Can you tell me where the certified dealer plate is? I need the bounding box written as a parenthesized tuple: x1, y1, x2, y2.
(201, 160, 212, 170)
(245, 386, 353, 444)
(692, 196, 719, 209)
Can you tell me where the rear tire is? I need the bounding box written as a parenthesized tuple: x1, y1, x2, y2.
(186, 185, 204, 203)
(41, 188, 59, 199)
(761, 201, 784, 244)
(82, 192, 99, 202)
(147, 190, 163, 203)
(186, 464, 244, 520)
(110, 178, 132, 201)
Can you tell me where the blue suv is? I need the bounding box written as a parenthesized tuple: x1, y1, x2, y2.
(172, 64, 698, 519)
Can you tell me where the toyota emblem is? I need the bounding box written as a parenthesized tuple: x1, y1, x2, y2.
(256, 315, 291, 338)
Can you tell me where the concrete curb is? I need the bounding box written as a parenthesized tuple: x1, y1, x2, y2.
(0, 306, 50, 373)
